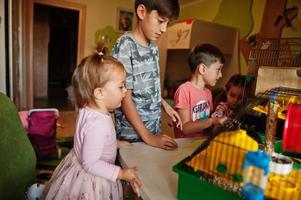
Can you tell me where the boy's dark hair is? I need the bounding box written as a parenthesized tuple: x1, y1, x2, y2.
(188, 43, 225, 73)
(135, 0, 180, 20)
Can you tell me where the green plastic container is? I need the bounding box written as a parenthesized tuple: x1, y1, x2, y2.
(173, 135, 301, 200)
(173, 157, 243, 200)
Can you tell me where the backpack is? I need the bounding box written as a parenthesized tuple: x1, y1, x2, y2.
(27, 108, 59, 158)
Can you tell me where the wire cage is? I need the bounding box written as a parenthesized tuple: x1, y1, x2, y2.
(174, 65, 301, 199)
(246, 38, 301, 98)
(257, 87, 301, 98)
(179, 86, 301, 199)
(256, 87, 301, 107)
(181, 127, 301, 200)
(248, 38, 301, 69)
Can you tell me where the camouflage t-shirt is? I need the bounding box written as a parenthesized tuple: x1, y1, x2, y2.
(112, 32, 161, 142)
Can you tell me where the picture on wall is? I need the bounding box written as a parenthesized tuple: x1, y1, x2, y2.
(116, 8, 134, 32)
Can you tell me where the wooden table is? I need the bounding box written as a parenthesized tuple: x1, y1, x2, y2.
(119, 138, 202, 200)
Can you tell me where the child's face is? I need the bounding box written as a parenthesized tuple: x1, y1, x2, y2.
(203, 61, 223, 87)
(226, 85, 243, 109)
(102, 70, 127, 111)
(140, 10, 169, 41)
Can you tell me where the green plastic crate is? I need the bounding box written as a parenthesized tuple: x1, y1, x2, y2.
(173, 149, 301, 200)
(173, 157, 243, 200)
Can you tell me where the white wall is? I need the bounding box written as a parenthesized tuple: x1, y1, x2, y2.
(0, 0, 6, 94)
(69, 0, 134, 56)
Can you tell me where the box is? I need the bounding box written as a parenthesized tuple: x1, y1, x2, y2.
(158, 19, 240, 90)
(173, 157, 243, 200)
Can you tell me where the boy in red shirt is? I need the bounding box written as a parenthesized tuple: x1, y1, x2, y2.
(174, 43, 227, 138)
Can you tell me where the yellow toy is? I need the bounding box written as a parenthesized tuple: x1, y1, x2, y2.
(187, 129, 258, 181)
(265, 170, 301, 200)
(252, 95, 301, 120)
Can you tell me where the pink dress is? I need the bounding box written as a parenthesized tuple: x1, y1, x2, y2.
(43, 107, 123, 200)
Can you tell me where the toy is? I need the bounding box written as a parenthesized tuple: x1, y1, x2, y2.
(187, 129, 258, 181)
(242, 151, 270, 200)
(265, 170, 301, 200)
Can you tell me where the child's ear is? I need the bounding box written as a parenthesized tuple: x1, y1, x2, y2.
(94, 88, 104, 100)
(198, 64, 206, 75)
(136, 4, 146, 20)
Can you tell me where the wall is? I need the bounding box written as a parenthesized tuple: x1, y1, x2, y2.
(33, 8, 49, 98)
(282, 0, 301, 38)
(19, 0, 134, 108)
(179, 0, 301, 74)
(181, 0, 254, 38)
(180, 0, 221, 22)
(69, 0, 134, 57)
(179, 0, 265, 74)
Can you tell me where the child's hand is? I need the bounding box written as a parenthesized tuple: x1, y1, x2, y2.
(145, 133, 178, 150)
(130, 180, 141, 197)
(118, 167, 142, 197)
(211, 116, 228, 126)
(117, 140, 133, 149)
(162, 100, 183, 130)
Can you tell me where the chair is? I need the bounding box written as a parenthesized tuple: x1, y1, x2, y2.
(0, 92, 37, 199)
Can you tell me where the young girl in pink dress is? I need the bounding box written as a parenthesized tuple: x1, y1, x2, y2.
(43, 44, 142, 199)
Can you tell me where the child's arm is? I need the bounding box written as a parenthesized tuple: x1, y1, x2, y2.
(122, 90, 178, 150)
(161, 97, 183, 130)
(117, 140, 133, 149)
(81, 119, 123, 182)
(177, 108, 227, 134)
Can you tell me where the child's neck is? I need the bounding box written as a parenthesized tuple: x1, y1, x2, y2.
(132, 26, 150, 47)
(190, 76, 206, 89)
(87, 102, 109, 115)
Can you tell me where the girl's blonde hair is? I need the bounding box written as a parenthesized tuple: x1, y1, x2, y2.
(72, 44, 125, 108)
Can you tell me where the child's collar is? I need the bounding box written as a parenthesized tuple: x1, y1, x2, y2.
(190, 76, 205, 90)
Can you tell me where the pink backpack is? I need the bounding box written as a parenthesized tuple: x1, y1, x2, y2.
(27, 108, 59, 158)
